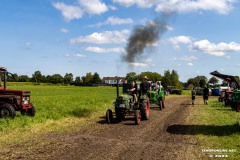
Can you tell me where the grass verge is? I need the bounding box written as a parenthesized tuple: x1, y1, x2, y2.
(190, 96, 240, 159)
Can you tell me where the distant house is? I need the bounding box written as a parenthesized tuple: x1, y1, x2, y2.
(102, 77, 127, 85)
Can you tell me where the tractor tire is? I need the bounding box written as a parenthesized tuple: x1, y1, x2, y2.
(134, 110, 141, 125)
(158, 100, 162, 110)
(236, 104, 240, 112)
(0, 103, 16, 119)
(26, 104, 36, 117)
(162, 100, 165, 109)
(141, 100, 150, 120)
(106, 109, 113, 124)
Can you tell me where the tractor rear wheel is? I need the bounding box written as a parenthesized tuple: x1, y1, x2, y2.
(0, 103, 16, 119)
(141, 100, 150, 120)
(106, 109, 113, 124)
(26, 104, 36, 117)
(134, 110, 141, 125)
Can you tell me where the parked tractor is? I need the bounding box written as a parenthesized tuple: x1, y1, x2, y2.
(106, 80, 150, 125)
(0, 67, 36, 118)
(210, 71, 240, 112)
(149, 82, 165, 110)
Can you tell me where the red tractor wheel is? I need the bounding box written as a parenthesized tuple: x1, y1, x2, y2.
(134, 110, 141, 125)
(141, 100, 150, 120)
(106, 109, 113, 124)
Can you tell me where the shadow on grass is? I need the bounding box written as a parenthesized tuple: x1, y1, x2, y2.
(166, 124, 240, 136)
(70, 108, 92, 117)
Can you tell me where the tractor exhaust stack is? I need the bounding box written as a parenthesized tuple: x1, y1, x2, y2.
(116, 77, 119, 98)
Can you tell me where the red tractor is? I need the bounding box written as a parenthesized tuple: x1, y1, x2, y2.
(0, 67, 36, 118)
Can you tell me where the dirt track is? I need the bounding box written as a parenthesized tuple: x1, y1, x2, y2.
(2, 97, 201, 160)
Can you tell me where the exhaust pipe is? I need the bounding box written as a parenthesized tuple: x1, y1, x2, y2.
(116, 77, 119, 98)
(4, 70, 6, 90)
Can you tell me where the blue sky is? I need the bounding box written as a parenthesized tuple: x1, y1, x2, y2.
(1, 0, 240, 82)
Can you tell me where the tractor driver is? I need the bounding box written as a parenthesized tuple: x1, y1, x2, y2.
(127, 81, 138, 103)
(140, 76, 151, 96)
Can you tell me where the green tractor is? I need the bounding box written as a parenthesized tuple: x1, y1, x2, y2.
(149, 82, 165, 110)
(106, 80, 150, 125)
(231, 90, 240, 112)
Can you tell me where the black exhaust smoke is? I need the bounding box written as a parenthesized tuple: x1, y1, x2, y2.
(122, 14, 171, 64)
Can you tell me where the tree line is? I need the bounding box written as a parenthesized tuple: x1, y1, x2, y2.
(8, 71, 101, 85)
(7, 69, 226, 89)
(126, 70, 182, 89)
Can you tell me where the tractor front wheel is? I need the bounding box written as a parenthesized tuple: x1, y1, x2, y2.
(106, 109, 113, 124)
(26, 104, 36, 117)
(134, 110, 141, 125)
(0, 103, 16, 119)
(162, 100, 165, 109)
(158, 100, 162, 110)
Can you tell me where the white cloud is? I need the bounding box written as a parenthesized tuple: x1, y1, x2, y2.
(70, 29, 130, 44)
(52, 2, 83, 21)
(145, 58, 152, 62)
(129, 62, 148, 67)
(179, 56, 198, 62)
(169, 55, 198, 62)
(169, 57, 177, 61)
(169, 36, 193, 49)
(155, 0, 236, 14)
(85, 47, 124, 53)
(64, 53, 86, 58)
(64, 54, 71, 57)
(78, 0, 108, 14)
(225, 55, 231, 59)
(191, 40, 240, 56)
(188, 62, 193, 66)
(90, 16, 133, 27)
(60, 28, 69, 33)
(113, 0, 156, 8)
(165, 25, 174, 31)
(74, 53, 86, 58)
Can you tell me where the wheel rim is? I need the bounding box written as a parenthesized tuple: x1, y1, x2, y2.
(137, 112, 141, 123)
(0, 108, 10, 117)
(146, 101, 150, 117)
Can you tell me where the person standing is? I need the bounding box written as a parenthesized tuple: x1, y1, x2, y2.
(203, 85, 209, 105)
(191, 87, 196, 105)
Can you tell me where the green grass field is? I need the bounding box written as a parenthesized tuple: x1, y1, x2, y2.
(191, 96, 240, 159)
(0, 85, 117, 145)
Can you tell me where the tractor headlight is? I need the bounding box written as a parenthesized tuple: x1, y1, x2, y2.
(23, 100, 29, 104)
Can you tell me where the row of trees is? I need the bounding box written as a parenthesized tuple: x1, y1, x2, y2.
(7, 69, 227, 88)
(126, 70, 182, 89)
(8, 71, 101, 85)
(185, 75, 229, 88)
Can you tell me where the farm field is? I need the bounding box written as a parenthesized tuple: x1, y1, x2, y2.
(0, 85, 239, 159)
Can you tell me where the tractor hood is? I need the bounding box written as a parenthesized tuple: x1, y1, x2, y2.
(117, 94, 133, 101)
(0, 89, 30, 96)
